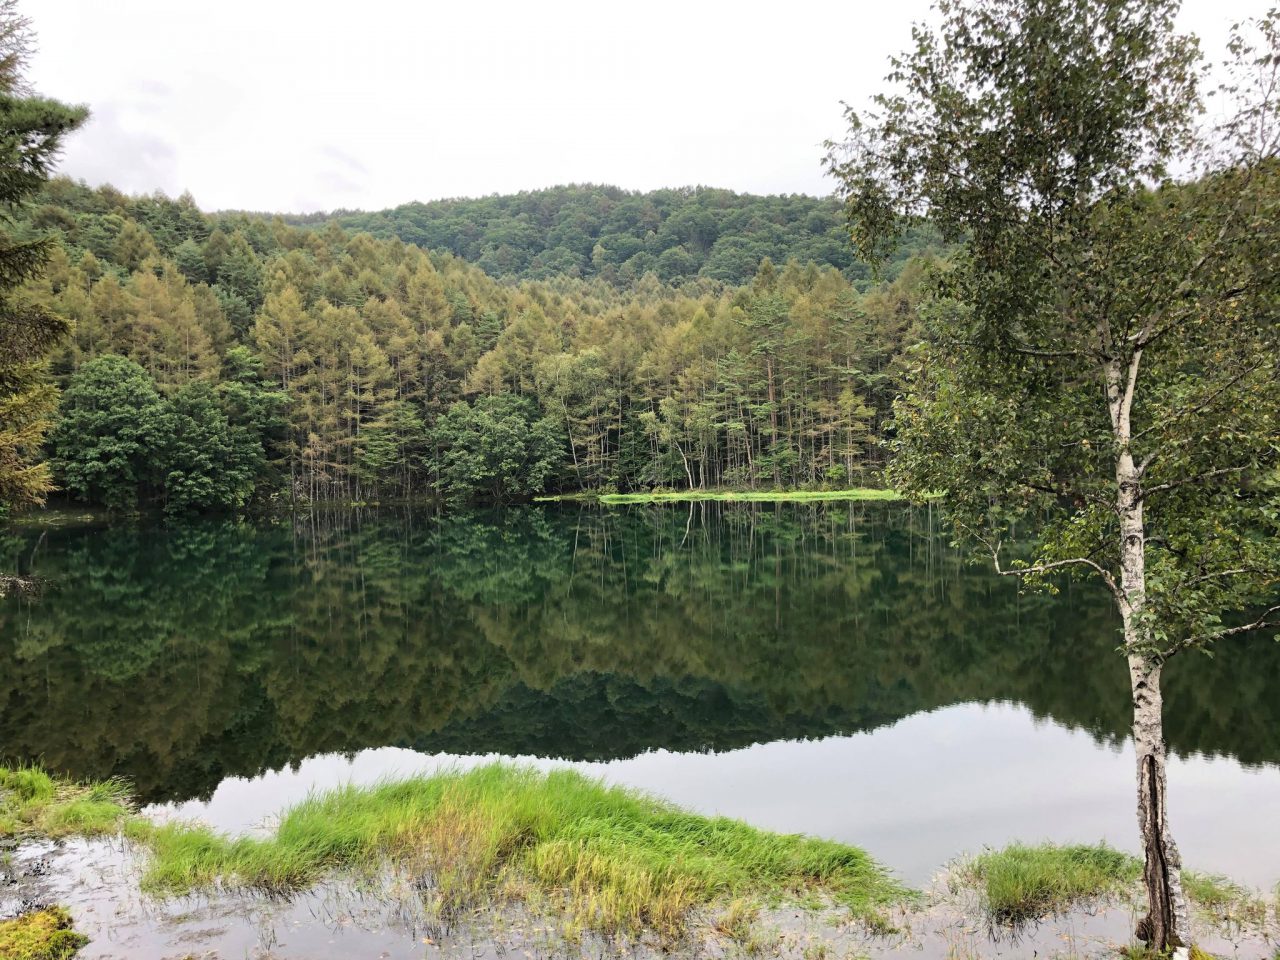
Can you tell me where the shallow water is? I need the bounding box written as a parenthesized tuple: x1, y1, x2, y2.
(3, 502, 1279, 891)
(6, 832, 1275, 960)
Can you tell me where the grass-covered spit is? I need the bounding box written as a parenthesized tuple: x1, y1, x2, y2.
(139, 764, 907, 939)
(537, 488, 904, 505)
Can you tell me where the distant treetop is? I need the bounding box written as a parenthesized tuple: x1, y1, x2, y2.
(268, 184, 942, 287)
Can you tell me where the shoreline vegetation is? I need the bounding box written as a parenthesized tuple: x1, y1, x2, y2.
(536, 487, 905, 505)
(3, 765, 1278, 959)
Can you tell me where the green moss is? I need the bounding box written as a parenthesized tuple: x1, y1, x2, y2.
(956, 842, 1141, 925)
(138, 763, 908, 939)
(0, 766, 132, 839)
(0, 907, 88, 960)
(534, 488, 905, 505)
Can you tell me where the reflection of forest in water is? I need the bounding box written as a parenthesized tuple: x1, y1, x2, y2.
(2, 503, 1277, 804)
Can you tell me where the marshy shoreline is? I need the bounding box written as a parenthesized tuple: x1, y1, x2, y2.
(2, 764, 1277, 960)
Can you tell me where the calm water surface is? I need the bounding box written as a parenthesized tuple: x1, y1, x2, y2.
(2, 503, 1277, 887)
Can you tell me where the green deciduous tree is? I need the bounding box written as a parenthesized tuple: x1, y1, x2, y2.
(827, 1, 1280, 952)
(159, 381, 257, 514)
(217, 345, 290, 498)
(430, 394, 562, 502)
(51, 355, 171, 511)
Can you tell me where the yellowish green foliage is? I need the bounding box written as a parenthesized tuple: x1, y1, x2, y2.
(711, 898, 760, 943)
(20, 180, 930, 507)
(0, 908, 87, 960)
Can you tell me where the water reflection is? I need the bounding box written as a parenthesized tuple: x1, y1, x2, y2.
(1, 503, 1277, 811)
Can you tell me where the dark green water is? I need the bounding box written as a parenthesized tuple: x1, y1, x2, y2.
(2, 503, 1277, 884)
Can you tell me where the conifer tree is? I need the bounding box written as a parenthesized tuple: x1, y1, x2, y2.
(0, 0, 87, 518)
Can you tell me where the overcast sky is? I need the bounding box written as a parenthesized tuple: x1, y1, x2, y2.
(22, 0, 1264, 213)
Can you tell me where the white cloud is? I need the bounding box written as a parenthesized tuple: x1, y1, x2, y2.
(22, 0, 1265, 213)
(57, 102, 179, 196)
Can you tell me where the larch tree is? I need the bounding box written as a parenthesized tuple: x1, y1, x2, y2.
(0, 0, 86, 524)
(826, 0, 1280, 953)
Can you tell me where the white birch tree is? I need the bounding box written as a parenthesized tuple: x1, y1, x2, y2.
(827, 2, 1280, 952)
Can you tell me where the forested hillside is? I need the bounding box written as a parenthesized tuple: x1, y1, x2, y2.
(279, 185, 943, 286)
(15, 177, 927, 512)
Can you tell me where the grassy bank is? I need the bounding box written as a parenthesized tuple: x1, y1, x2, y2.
(138, 764, 907, 939)
(0, 766, 132, 839)
(538, 488, 904, 505)
(0, 908, 87, 960)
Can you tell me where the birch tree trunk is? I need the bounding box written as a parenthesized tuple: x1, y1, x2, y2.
(1128, 650, 1190, 955)
(1116, 417, 1190, 956)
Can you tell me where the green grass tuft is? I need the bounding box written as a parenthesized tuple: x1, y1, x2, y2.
(0, 766, 132, 839)
(0, 907, 88, 960)
(138, 763, 908, 940)
(956, 842, 1140, 925)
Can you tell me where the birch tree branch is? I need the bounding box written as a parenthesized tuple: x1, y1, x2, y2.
(973, 532, 1124, 603)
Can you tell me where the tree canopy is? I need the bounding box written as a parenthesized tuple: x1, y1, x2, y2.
(274, 184, 944, 287)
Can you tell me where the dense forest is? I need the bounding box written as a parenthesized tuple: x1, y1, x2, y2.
(276, 184, 943, 286)
(11, 177, 931, 512)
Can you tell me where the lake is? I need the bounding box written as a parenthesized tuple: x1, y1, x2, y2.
(2, 502, 1277, 889)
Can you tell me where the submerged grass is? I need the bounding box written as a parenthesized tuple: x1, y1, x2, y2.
(138, 764, 907, 939)
(0, 907, 88, 960)
(1183, 871, 1270, 927)
(0, 766, 132, 839)
(956, 842, 1141, 925)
